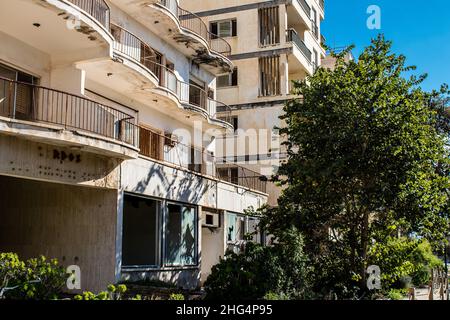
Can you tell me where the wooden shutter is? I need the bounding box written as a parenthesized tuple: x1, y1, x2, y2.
(259, 55, 281, 96)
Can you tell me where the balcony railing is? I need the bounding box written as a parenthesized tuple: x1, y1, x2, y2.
(286, 29, 312, 62)
(0, 77, 138, 147)
(111, 24, 163, 79)
(67, 0, 110, 30)
(158, 0, 231, 57)
(138, 126, 267, 193)
(297, 0, 311, 18)
(111, 24, 232, 127)
(217, 167, 268, 194)
(312, 21, 319, 40)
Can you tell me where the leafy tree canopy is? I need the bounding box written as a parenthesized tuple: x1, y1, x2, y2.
(262, 35, 450, 298)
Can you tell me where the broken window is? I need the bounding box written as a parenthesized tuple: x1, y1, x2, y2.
(217, 68, 238, 88)
(258, 6, 280, 46)
(122, 195, 159, 267)
(259, 55, 281, 96)
(164, 204, 197, 266)
(210, 19, 237, 38)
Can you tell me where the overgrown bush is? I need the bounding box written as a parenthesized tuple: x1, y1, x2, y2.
(0, 253, 67, 300)
(368, 237, 443, 294)
(168, 293, 185, 300)
(204, 230, 311, 300)
(74, 284, 139, 300)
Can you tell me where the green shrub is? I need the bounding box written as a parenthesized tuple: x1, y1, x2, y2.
(74, 284, 140, 300)
(368, 238, 443, 293)
(263, 291, 291, 300)
(387, 289, 407, 300)
(0, 253, 67, 300)
(168, 293, 185, 300)
(205, 230, 311, 300)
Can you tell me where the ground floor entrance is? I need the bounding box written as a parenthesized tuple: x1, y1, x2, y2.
(0, 175, 119, 292)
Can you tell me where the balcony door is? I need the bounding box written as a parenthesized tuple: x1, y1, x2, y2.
(0, 63, 37, 120)
(189, 78, 206, 110)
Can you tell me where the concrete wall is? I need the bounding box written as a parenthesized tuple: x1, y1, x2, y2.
(200, 211, 226, 284)
(0, 175, 119, 293)
(121, 156, 267, 211)
(0, 134, 121, 189)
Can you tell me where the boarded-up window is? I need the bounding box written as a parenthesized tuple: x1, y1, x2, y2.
(259, 55, 281, 96)
(258, 6, 280, 46)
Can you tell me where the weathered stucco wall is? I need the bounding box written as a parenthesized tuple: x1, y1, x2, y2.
(0, 175, 119, 293)
(121, 157, 267, 211)
(0, 134, 121, 189)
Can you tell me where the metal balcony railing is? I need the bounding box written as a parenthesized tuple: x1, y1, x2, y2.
(297, 0, 311, 18)
(111, 24, 232, 127)
(312, 21, 319, 40)
(217, 166, 268, 194)
(138, 126, 267, 193)
(111, 24, 163, 79)
(67, 0, 110, 30)
(158, 0, 232, 57)
(286, 29, 312, 62)
(319, 0, 325, 10)
(0, 77, 139, 147)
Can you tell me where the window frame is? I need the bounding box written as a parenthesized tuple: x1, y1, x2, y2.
(217, 68, 238, 88)
(210, 18, 237, 38)
(162, 201, 199, 268)
(121, 194, 200, 270)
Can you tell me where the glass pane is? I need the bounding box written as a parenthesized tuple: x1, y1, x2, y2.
(165, 204, 182, 265)
(227, 213, 236, 242)
(122, 195, 159, 266)
(248, 218, 261, 243)
(217, 74, 230, 88)
(181, 206, 196, 265)
(218, 21, 232, 37)
(0, 64, 16, 80)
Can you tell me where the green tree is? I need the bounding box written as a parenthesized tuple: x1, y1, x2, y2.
(263, 35, 450, 298)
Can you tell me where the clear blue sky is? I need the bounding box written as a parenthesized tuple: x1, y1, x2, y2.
(322, 0, 450, 92)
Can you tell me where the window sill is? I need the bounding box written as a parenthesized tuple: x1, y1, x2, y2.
(122, 265, 199, 272)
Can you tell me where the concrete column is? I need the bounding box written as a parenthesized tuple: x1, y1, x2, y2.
(50, 64, 85, 95)
(279, 4, 288, 45)
(280, 53, 290, 96)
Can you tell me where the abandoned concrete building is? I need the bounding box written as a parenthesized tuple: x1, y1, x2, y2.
(0, 0, 273, 292)
(181, 0, 325, 205)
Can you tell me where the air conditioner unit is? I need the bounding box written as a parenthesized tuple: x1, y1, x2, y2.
(203, 212, 220, 228)
(164, 133, 178, 147)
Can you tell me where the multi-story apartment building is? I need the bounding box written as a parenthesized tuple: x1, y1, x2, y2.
(0, 0, 269, 292)
(181, 0, 325, 205)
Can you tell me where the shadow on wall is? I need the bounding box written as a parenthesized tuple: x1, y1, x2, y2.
(132, 162, 211, 204)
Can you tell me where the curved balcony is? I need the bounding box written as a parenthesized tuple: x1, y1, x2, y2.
(0, 0, 113, 65)
(0, 76, 139, 158)
(67, 0, 110, 30)
(108, 0, 233, 74)
(110, 24, 233, 131)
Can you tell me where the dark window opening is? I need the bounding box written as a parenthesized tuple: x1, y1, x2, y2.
(122, 195, 159, 267)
